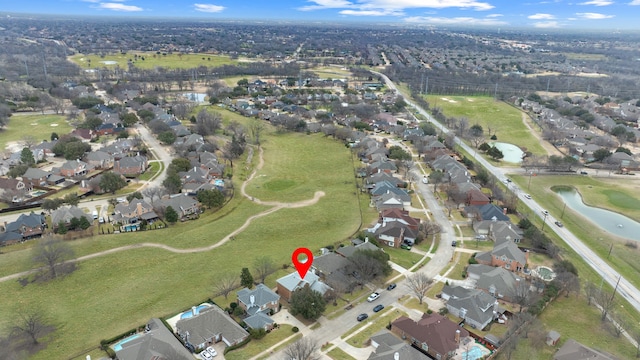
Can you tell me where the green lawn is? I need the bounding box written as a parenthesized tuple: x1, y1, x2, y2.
(138, 161, 161, 181)
(385, 247, 424, 270)
(69, 52, 237, 70)
(327, 347, 357, 360)
(225, 324, 294, 360)
(424, 95, 546, 157)
(0, 127, 363, 360)
(0, 114, 72, 151)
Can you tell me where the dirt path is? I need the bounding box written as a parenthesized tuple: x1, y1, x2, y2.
(0, 146, 325, 284)
(521, 112, 563, 156)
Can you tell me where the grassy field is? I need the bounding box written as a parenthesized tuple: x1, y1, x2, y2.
(0, 127, 363, 359)
(137, 161, 161, 181)
(327, 347, 357, 360)
(424, 95, 546, 156)
(0, 114, 72, 151)
(69, 52, 237, 70)
(384, 247, 424, 270)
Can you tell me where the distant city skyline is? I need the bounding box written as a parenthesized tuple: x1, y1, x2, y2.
(3, 0, 640, 30)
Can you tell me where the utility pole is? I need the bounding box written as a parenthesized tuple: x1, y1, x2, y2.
(546, 78, 550, 94)
(494, 83, 498, 100)
(421, 73, 425, 94)
(561, 202, 567, 219)
(425, 77, 429, 96)
(610, 275, 622, 303)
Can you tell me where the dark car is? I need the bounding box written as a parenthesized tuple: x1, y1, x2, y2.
(373, 304, 385, 313)
(451, 240, 457, 247)
(555, 221, 563, 227)
(387, 283, 397, 291)
(357, 313, 368, 321)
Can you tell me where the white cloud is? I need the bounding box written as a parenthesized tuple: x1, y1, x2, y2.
(629, 0, 640, 4)
(193, 3, 225, 13)
(533, 21, 561, 27)
(579, 0, 614, 5)
(339, 9, 404, 16)
(576, 12, 615, 18)
(97, 3, 142, 11)
(299, 0, 495, 13)
(403, 16, 507, 25)
(486, 13, 503, 17)
(528, 13, 555, 19)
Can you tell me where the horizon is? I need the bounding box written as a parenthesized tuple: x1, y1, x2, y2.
(2, 0, 640, 30)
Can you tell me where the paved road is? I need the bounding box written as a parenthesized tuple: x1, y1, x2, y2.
(134, 123, 172, 189)
(373, 70, 640, 314)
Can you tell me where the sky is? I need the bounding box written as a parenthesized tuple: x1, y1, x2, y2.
(3, 0, 640, 29)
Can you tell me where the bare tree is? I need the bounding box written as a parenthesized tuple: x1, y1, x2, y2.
(21, 135, 38, 148)
(213, 273, 239, 300)
(13, 310, 49, 345)
(608, 310, 628, 338)
(511, 280, 536, 312)
(32, 236, 76, 280)
(405, 273, 433, 304)
(253, 256, 277, 284)
(633, 329, 640, 358)
(584, 281, 597, 305)
(283, 337, 320, 360)
(195, 108, 222, 136)
(554, 271, 580, 297)
(596, 287, 617, 322)
(502, 333, 520, 360)
(249, 118, 266, 146)
(143, 186, 167, 206)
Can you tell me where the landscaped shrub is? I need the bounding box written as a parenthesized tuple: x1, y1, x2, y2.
(292, 326, 299, 333)
(250, 328, 267, 340)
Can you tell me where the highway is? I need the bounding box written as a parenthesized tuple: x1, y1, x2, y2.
(372, 70, 640, 314)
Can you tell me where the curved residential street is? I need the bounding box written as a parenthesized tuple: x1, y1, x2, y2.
(373, 70, 640, 314)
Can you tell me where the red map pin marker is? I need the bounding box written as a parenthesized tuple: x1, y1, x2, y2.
(292, 247, 313, 279)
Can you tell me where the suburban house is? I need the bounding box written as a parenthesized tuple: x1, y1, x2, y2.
(114, 318, 192, 360)
(2, 212, 46, 242)
(474, 220, 523, 244)
(71, 128, 96, 141)
(368, 330, 430, 360)
(237, 284, 280, 314)
(554, 339, 618, 360)
(335, 239, 380, 258)
(113, 199, 158, 224)
(22, 167, 64, 187)
(159, 193, 200, 218)
(311, 252, 358, 292)
(370, 181, 411, 205)
(175, 305, 248, 350)
(54, 159, 92, 178)
(467, 264, 523, 302)
(0, 178, 32, 202)
(113, 155, 148, 176)
(391, 313, 470, 359)
(373, 220, 418, 248)
(442, 285, 498, 330)
(464, 204, 510, 222)
(276, 270, 331, 302)
(84, 151, 114, 169)
(377, 208, 420, 231)
(50, 206, 93, 230)
(475, 237, 528, 272)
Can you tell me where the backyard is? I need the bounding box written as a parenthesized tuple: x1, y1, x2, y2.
(0, 114, 72, 151)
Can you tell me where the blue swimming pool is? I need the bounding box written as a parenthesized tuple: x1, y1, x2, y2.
(180, 304, 210, 319)
(123, 224, 140, 232)
(112, 333, 142, 352)
(461, 345, 485, 360)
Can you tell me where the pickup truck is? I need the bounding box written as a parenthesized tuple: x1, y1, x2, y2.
(367, 292, 380, 302)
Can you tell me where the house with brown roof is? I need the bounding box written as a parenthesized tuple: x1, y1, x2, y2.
(54, 160, 92, 178)
(475, 237, 528, 273)
(373, 221, 418, 248)
(391, 313, 469, 359)
(113, 155, 147, 176)
(378, 208, 420, 231)
(0, 178, 31, 202)
(113, 199, 157, 224)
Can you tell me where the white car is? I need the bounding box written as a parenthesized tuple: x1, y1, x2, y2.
(421, 177, 428, 184)
(206, 346, 218, 357)
(201, 350, 212, 360)
(524, 194, 532, 199)
(367, 292, 380, 302)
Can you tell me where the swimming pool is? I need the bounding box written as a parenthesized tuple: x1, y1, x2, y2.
(122, 224, 140, 232)
(180, 304, 211, 319)
(112, 333, 142, 352)
(461, 345, 484, 360)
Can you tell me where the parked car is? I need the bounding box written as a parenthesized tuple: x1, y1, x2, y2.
(206, 346, 217, 357)
(367, 292, 380, 302)
(555, 221, 563, 227)
(357, 313, 369, 321)
(542, 210, 549, 215)
(451, 240, 457, 247)
(524, 194, 532, 199)
(373, 304, 385, 313)
(580, 171, 588, 175)
(387, 283, 397, 291)
(422, 176, 428, 184)
(98, 216, 105, 224)
(400, 244, 412, 250)
(201, 350, 213, 360)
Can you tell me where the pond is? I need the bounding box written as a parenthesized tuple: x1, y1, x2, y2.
(554, 187, 640, 241)
(491, 142, 523, 163)
(182, 92, 206, 102)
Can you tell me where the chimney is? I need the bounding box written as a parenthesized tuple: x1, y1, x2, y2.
(250, 295, 255, 306)
(191, 306, 197, 316)
(394, 353, 399, 360)
(508, 223, 512, 229)
(455, 329, 461, 343)
(503, 207, 507, 215)
(136, 202, 143, 215)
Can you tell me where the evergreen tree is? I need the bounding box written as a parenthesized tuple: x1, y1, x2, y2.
(240, 267, 254, 288)
(165, 206, 179, 223)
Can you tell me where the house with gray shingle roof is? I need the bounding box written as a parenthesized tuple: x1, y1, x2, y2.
(554, 339, 618, 360)
(276, 270, 331, 303)
(467, 264, 522, 302)
(175, 305, 248, 350)
(4, 213, 46, 241)
(114, 318, 192, 360)
(243, 312, 275, 331)
(237, 284, 280, 316)
(475, 238, 528, 273)
(84, 151, 114, 169)
(113, 155, 147, 176)
(51, 206, 92, 230)
(442, 285, 498, 330)
(159, 193, 200, 218)
(368, 330, 430, 360)
(113, 199, 157, 224)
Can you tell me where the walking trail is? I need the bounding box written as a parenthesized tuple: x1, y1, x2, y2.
(0, 145, 325, 284)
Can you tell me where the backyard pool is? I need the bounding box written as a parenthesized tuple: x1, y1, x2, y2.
(122, 224, 140, 232)
(181, 304, 211, 319)
(461, 345, 485, 360)
(30, 190, 47, 197)
(112, 333, 142, 352)
(536, 266, 556, 281)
